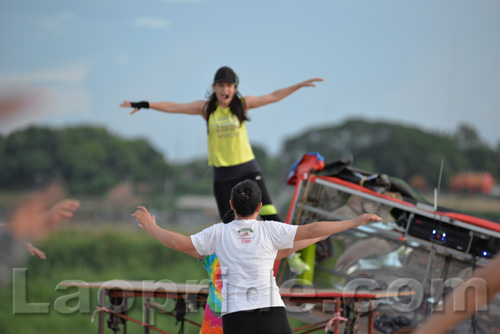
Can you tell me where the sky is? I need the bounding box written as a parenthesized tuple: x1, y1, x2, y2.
(1, 0, 499, 162)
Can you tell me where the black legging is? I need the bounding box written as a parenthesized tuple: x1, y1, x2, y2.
(213, 171, 281, 222)
(222, 307, 292, 334)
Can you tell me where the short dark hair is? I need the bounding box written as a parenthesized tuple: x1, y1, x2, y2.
(230, 179, 262, 217)
(222, 209, 235, 224)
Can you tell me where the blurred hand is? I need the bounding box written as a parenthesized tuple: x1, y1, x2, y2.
(131, 206, 157, 232)
(352, 213, 382, 228)
(119, 100, 140, 115)
(301, 78, 324, 87)
(26, 243, 46, 260)
(43, 199, 80, 223)
(8, 183, 80, 241)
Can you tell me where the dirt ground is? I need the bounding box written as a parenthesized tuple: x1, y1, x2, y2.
(423, 193, 500, 218)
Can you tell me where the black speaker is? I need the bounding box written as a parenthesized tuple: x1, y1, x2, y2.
(469, 235, 500, 258)
(408, 215, 471, 252)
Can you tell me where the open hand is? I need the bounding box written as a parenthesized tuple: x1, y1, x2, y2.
(44, 199, 80, 223)
(352, 213, 382, 228)
(301, 78, 324, 87)
(8, 183, 79, 241)
(132, 206, 157, 231)
(27, 243, 46, 260)
(119, 100, 140, 115)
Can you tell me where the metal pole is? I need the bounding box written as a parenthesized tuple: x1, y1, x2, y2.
(98, 289, 106, 334)
(353, 301, 360, 334)
(333, 298, 340, 334)
(123, 297, 128, 334)
(413, 246, 436, 324)
(368, 300, 374, 334)
(144, 297, 151, 334)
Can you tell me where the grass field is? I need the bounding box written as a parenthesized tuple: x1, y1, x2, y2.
(0, 223, 322, 334)
(423, 192, 500, 221)
(0, 224, 209, 334)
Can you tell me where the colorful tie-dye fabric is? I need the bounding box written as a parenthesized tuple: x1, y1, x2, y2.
(200, 254, 223, 334)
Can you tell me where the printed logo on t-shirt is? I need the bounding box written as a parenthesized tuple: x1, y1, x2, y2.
(215, 115, 240, 139)
(237, 228, 254, 244)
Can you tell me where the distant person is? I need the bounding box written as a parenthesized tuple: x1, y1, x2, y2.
(0, 184, 80, 286)
(120, 66, 323, 274)
(132, 179, 381, 334)
(413, 252, 500, 334)
(0, 95, 80, 286)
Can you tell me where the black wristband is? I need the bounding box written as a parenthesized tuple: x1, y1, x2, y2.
(130, 101, 150, 109)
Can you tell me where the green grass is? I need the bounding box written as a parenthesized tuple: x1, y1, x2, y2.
(0, 224, 325, 334)
(0, 225, 207, 334)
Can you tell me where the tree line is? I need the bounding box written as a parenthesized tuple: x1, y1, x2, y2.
(1, 120, 498, 196)
(0, 126, 169, 194)
(281, 119, 500, 191)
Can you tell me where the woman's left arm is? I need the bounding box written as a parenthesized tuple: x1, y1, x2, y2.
(244, 78, 323, 110)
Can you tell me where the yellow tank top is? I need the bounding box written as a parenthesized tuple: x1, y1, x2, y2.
(207, 105, 255, 167)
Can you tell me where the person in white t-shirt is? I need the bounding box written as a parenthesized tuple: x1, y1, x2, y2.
(132, 179, 381, 334)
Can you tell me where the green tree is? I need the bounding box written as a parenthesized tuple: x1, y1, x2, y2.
(2, 126, 60, 187)
(455, 123, 481, 150)
(0, 126, 170, 195)
(280, 119, 498, 188)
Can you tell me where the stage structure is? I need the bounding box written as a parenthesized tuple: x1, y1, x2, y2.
(277, 154, 500, 333)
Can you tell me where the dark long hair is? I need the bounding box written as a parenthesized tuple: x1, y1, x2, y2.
(204, 91, 249, 125)
(230, 179, 262, 217)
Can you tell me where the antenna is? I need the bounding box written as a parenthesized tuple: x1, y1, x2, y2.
(434, 159, 445, 211)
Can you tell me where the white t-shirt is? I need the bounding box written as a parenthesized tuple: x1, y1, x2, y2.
(190, 219, 298, 315)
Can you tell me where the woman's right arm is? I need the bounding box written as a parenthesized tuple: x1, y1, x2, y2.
(120, 100, 206, 117)
(132, 206, 202, 259)
(294, 214, 381, 241)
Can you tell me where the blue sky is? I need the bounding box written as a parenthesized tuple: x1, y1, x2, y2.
(1, 0, 499, 162)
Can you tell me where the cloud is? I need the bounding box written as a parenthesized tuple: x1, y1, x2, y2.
(37, 12, 77, 33)
(160, 0, 205, 2)
(0, 62, 92, 135)
(132, 17, 171, 30)
(116, 54, 131, 66)
(0, 62, 90, 86)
